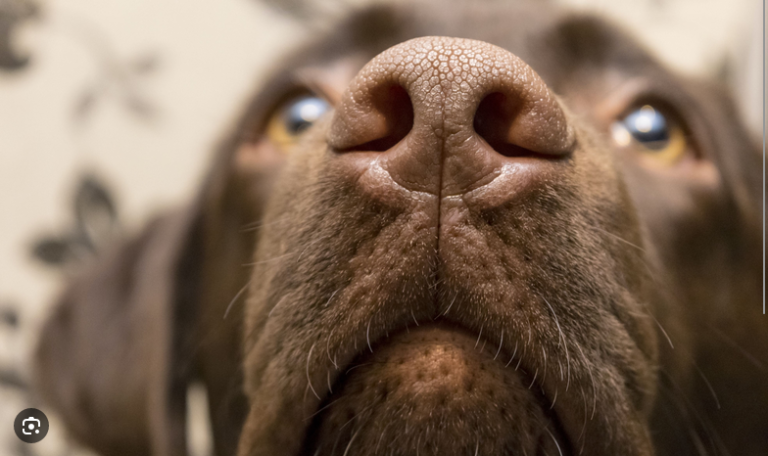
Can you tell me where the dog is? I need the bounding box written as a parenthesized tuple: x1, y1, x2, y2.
(33, 1, 766, 455)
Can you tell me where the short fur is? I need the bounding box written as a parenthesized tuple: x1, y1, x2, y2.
(35, 1, 765, 456)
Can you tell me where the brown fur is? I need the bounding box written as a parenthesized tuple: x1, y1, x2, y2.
(35, 2, 765, 456)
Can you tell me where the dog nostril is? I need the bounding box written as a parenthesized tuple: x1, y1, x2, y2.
(473, 92, 536, 158)
(338, 84, 414, 152)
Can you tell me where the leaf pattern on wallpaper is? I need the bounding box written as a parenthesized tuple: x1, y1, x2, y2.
(0, 0, 38, 70)
(72, 50, 161, 124)
(31, 174, 121, 270)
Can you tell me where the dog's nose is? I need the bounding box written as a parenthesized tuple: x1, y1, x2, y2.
(328, 36, 574, 197)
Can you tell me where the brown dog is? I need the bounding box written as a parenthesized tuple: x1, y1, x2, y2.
(34, 1, 766, 456)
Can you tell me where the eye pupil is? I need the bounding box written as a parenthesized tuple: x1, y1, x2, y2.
(611, 103, 689, 165)
(283, 96, 330, 135)
(621, 105, 670, 150)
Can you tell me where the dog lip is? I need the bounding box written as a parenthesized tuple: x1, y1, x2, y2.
(302, 320, 573, 456)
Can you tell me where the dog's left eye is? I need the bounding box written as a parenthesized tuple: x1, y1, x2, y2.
(611, 105, 688, 165)
(266, 94, 330, 149)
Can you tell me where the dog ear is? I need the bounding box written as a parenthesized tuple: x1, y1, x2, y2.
(33, 101, 289, 455)
(33, 203, 203, 456)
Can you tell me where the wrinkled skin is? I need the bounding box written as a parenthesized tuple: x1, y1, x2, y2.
(35, 2, 766, 456)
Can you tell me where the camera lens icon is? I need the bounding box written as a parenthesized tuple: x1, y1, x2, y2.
(22, 417, 41, 435)
(14, 408, 49, 443)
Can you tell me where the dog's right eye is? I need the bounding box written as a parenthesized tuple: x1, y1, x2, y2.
(265, 94, 330, 149)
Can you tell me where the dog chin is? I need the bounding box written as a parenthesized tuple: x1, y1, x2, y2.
(304, 325, 569, 456)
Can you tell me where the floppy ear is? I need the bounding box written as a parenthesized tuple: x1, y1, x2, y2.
(33, 108, 289, 456)
(34, 204, 204, 456)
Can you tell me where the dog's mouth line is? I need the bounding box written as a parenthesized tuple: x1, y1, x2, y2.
(299, 321, 573, 456)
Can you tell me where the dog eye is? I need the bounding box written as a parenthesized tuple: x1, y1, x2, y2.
(611, 105, 688, 165)
(266, 94, 330, 149)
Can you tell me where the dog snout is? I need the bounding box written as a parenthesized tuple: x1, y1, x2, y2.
(328, 36, 575, 197)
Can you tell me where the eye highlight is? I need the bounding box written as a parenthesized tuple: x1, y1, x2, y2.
(266, 94, 331, 149)
(612, 104, 688, 165)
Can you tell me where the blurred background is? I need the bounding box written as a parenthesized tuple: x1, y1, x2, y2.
(0, 0, 762, 454)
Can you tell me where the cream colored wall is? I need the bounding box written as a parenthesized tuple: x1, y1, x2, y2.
(0, 0, 303, 323)
(0, 0, 761, 455)
(564, 0, 759, 74)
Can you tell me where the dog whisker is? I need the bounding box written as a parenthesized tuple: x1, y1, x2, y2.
(267, 294, 290, 318)
(591, 225, 645, 253)
(374, 421, 391, 454)
(324, 289, 340, 308)
(223, 280, 251, 319)
(528, 369, 538, 390)
(706, 324, 766, 371)
(366, 319, 374, 353)
(515, 351, 524, 371)
(540, 295, 571, 389)
(657, 378, 723, 456)
(494, 329, 504, 360)
(339, 404, 374, 432)
(572, 341, 597, 418)
(326, 329, 339, 370)
(578, 386, 589, 443)
(440, 294, 456, 317)
(475, 325, 483, 349)
(692, 363, 720, 410)
(342, 425, 363, 456)
(304, 397, 343, 422)
(505, 341, 518, 367)
(345, 363, 372, 375)
(651, 312, 675, 350)
(306, 342, 321, 401)
(550, 388, 558, 409)
(545, 427, 564, 456)
(410, 309, 420, 326)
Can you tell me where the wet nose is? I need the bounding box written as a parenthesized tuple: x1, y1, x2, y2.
(328, 36, 574, 197)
